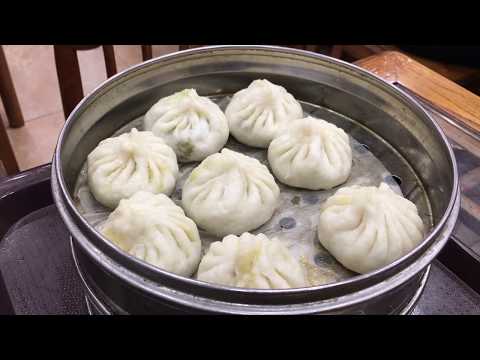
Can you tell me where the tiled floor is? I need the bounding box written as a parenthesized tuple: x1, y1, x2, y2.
(1, 45, 179, 171)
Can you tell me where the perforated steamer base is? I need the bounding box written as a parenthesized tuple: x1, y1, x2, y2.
(73, 96, 433, 288)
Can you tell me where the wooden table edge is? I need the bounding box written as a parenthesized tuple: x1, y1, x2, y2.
(354, 51, 480, 135)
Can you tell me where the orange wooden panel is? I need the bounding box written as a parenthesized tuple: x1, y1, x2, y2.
(355, 51, 480, 134)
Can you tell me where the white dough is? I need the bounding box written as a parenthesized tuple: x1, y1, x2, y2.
(144, 89, 229, 162)
(268, 116, 352, 190)
(182, 148, 280, 237)
(87, 128, 178, 209)
(317, 183, 425, 274)
(101, 191, 201, 276)
(197, 232, 307, 289)
(225, 79, 303, 148)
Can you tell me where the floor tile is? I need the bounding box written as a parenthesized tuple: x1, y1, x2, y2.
(114, 45, 142, 72)
(7, 111, 64, 170)
(152, 45, 179, 57)
(77, 47, 107, 96)
(2, 45, 63, 122)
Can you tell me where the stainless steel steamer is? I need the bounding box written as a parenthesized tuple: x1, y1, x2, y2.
(51, 46, 460, 314)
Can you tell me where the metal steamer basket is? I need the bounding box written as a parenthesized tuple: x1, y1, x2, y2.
(51, 46, 460, 314)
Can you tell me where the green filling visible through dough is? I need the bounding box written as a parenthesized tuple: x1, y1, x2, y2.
(177, 141, 195, 160)
(291, 196, 301, 205)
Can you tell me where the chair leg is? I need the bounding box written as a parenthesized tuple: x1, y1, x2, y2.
(54, 45, 84, 119)
(102, 45, 117, 78)
(141, 45, 153, 61)
(0, 113, 19, 175)
(0, 46, 25, 128)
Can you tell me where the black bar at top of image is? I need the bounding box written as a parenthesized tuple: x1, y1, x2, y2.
(0, 6, 479, 44)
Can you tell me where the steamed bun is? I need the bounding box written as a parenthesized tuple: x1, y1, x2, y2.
(182, 148, 280, 237)
(197, 232, 307, 289)
(225, 79, 303, 148)
(87, 128, 178, 208)
(101, 191, 201, 276)
(144, 89, 229, 162)
(317, 183, 425, 274)
(268, 116, 352, 190)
